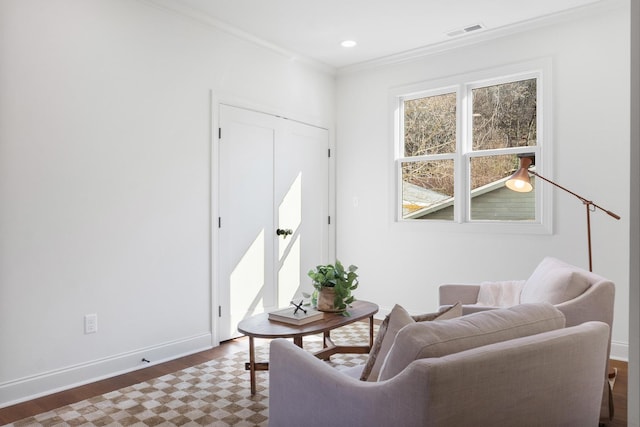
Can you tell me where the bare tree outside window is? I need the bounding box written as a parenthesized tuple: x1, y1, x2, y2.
(400, 77, 538, 221)
(472, 79, 537, 151)
(404, 93, 456, 156)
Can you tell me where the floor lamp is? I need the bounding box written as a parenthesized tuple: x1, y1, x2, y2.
(505, 156, 620, 272)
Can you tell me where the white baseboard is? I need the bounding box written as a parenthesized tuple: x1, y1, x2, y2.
(610, 339, 629, 361)
(0, 333, 213, 409)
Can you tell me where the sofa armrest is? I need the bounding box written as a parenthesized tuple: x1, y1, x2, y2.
(555, 280, 615, 378)
(269, 339, 431, 427)
(554, 280, 614, 329)
(438, 283, 480, 305)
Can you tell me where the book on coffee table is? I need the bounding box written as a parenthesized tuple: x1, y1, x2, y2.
(268, 306, 325, 325)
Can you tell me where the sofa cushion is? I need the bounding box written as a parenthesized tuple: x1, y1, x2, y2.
(378, 302, 565, 381)
(359, 302, 462, 382)
(520, 257, 591, 304)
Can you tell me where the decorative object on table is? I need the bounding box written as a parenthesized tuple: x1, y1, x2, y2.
(290, 299, 306, 315)
(505, 154, 620, 272)
(308, 260, 358, 314)
(268, 302, 324, 326)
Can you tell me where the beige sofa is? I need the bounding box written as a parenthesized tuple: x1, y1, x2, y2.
(438, 256, 615, 421)
(269, 303, 609, 427)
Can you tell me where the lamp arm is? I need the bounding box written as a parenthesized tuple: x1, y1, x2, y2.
(530, 171, 621, 220)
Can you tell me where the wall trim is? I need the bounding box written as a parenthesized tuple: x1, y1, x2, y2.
(610, 340, 629, 362)
(140, 0, 335, 76)
(338, 0, 624, 75)
(0, 333, 212, 409)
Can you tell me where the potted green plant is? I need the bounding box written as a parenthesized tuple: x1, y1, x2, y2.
(307, 260, 358, 315)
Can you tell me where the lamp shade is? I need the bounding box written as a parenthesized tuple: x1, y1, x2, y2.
(505, 157, 534, 192)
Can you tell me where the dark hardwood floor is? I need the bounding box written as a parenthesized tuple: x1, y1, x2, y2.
(0, 340, 629, 426)
(0, 338, 248, 425)
(609, 359, 628, 427)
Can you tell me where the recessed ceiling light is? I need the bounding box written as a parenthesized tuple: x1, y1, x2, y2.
(341, 40, 357, 48)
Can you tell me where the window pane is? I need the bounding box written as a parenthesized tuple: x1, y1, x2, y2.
(472, 79, 537, 150)
(402, 159, 454, 220)
(470, 154, 535, 221)
(404, 92, 456, 156)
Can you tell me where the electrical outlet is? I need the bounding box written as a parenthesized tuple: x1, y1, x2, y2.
(84, 313, 98, 334)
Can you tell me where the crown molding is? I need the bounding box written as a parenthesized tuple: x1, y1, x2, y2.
(139, 0, 337, 76)
(337, 0, 626, 75)
(139, 0, 624, 77)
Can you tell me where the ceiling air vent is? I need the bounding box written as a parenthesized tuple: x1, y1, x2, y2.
(446, 24, 485, 37)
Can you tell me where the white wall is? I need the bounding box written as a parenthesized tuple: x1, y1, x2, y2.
(0, 0, 334, 406)
(336, 2, 630, 359)
(629, 0, 639, 424)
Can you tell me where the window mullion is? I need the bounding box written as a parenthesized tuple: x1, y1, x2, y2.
(455, 84, 471, 223)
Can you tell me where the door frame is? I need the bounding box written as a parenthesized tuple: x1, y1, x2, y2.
(209, 93, 336, 346)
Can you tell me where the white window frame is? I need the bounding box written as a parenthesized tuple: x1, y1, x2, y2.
(390, 58, 553, 234)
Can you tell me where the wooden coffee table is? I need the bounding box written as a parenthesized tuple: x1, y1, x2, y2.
(237, 300, 379, 394)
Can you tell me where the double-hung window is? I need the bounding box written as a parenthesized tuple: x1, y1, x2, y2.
(394, 61, 550, 231)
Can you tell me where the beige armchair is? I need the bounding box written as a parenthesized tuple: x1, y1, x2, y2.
(438, 256, 615, 422)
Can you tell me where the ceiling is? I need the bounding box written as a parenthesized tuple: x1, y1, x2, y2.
(164, 0, 604, 69)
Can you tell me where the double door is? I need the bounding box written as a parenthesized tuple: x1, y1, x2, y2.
(218, 105, 329, 341)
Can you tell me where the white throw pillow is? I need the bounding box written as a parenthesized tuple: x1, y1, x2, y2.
(476, 280, 524, 306)
(520, 257, 591, 305)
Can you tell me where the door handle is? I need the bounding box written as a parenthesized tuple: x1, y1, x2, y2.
(276, 228, 293, 239)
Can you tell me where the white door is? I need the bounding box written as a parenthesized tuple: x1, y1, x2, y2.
(218, 105, 329, 341)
